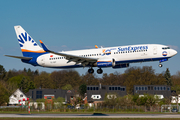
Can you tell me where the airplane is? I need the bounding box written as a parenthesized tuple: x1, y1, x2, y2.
(5, 25, 177, 74)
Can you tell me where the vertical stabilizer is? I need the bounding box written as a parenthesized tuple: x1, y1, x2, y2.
(14, 26, 45, 56)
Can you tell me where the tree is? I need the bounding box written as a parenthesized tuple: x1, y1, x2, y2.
(26, 81, 36, 93)
(8, 74, 34, 93)
(79, 84, 87, 97)
(34, 69, 39, 76)
(0, 65, 6, 80)
(123, 66, 165, 94)
(100, 72, 124, 85)
(0, 82, 9, 105)
(146, 94, 157, 111)
(34, 71, 54, 89)
(62, 84, 73, 90)
(164, 68, 172, 86)
(50, 70, 81, 89)
(81, 72, 99, 85)
(53, 97, 65, 108)
(23, 68, 27, 72)
(171, 71, 180, 109)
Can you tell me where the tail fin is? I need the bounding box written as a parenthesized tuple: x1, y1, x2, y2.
(14, 26, 45, 57)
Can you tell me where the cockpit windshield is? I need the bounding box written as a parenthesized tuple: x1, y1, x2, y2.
(162, 47, 170, 50)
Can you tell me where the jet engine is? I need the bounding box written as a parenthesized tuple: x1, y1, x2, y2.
(94, 58, 115, 67)
(112, 63, 129, 69)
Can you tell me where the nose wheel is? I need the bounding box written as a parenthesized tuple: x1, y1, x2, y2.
(159, 63, 163, 68)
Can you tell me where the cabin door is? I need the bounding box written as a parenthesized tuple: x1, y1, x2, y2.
(41, 56, 45, 66)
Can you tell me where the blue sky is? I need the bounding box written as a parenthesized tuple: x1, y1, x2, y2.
(0, 0, 180, 77)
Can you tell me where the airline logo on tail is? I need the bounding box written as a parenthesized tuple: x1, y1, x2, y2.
(14, 26, 45, 53)
(18, 32, 38, 47)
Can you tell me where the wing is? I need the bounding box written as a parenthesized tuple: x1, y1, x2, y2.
(39, 40, 97, 66)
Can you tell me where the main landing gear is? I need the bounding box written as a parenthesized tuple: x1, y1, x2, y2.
(88, 68, 103, 74)
(88, 68, 94, 74)
(97, 68, 103, 74)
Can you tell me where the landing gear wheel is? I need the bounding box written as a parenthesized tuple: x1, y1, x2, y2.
(97, 68, 103, 74)
(88, 68, 94, 74)
(159, 64, 163, 68)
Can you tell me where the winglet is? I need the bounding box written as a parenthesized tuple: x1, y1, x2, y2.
(95, 45, 98, 48)
(39, 40, 50, 52)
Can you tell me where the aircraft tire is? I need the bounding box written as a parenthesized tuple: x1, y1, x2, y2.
(97, 68, 103, 74)
(159, 64, 163, 68)
(88, 68, 94, 74)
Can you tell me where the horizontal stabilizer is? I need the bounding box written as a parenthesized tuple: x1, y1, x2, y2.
(4, 55, 32, 60)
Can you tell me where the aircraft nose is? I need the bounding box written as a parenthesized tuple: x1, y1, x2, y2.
(172, 49, 177, 56)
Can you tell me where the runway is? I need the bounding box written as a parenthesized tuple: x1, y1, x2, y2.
(0, 113, 180, 118)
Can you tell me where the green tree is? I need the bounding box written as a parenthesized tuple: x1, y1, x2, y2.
(0, 65, 6, 80)
(171, 71, 180, 109)
(164, 68, 172, 86)
(23, 68, 27, 72)
(8, 75, 31, 93)
(51, 70, 81, 89)
(0, 82, 9, 105)
(53, 97, 65, 108)
(81, 72, 99, 85)
(100, 72, 124, 85)
(34, 69, 39, 76)
(62, 84, 73, 90)
(124, 66, 165, 94)
(34, 71, 54, 88)
(25, 81, 36, 93)
(79, 84, 87, 97)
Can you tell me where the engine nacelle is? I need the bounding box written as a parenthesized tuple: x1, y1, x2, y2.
(96, 59, 115, 67)
(112, 63, 129, 69)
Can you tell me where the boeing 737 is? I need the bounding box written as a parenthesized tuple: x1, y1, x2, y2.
(5, 26, 177, 74)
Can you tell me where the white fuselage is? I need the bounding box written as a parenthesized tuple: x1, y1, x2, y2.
(36, 44, 177, 68)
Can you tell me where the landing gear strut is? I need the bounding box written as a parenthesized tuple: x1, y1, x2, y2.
(97, 68, 103, 74)
(88, 68, 94, 74)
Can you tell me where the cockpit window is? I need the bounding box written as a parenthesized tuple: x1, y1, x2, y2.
(162, 47, 170, 50)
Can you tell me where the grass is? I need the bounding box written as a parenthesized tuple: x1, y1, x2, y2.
(0, 118, 180, 120)
(0, 110, 179, 114)
(0, 108, 178, 114)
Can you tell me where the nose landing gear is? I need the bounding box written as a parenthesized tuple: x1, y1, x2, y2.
(159, 63, 163, 68)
